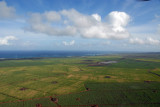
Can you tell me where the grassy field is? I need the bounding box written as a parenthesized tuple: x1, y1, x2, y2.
(0, 53, 160, 106)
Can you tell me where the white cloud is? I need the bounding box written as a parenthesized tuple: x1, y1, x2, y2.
(61, 9, 130, 39)
(108, 11, 130, 32)
(0, 36, 17, 46)
(129, 37, 160, 45)
(25, 12, 76, 36)
(60, 9, 95, 28)
(25, 9, 131, 39)
(0, 1, 16, 19)
(129, 38, 145, 44)
(62, 40, 75, 46)
(147, 37, 160, 45)
(43, 11, 61, 22)
(92, 14, 101, 22)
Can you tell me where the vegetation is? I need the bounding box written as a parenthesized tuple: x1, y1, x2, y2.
(0, 53, 160, 106)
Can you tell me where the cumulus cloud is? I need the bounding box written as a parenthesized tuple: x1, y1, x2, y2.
(43, 11, 61, 22)
(0, 36, 17, 46)
(92, 14, 101, 22)
(129, 38, 144, 44)
(0, 1, 16, 19)
(25, 9, 131, 39)
(129, 37, 160, 45)
(62, 40, 75, 46)
(25, 12, 76, 36)
(147, 37, 160, 45)
(108, 11, 130, 32)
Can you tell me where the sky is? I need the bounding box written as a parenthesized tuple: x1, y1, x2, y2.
(0, 0, 160, 51)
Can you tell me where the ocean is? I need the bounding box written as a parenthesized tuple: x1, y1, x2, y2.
(0, 51, 112, 59)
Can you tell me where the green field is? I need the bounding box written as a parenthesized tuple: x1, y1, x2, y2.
(0, 53, 160, 107)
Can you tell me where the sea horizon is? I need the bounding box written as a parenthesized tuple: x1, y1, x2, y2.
(0, 50, 159, 59)
(0, 50, 110, 59)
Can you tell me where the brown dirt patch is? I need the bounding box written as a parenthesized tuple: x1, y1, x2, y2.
(50, 97, 58, 103)
(91, 105, 99, 107)
(104, 76, 111, 78)
(19, 87, 28, 91)
(67, 74, 73, 78)
(76, 98, 80, 101)
(32, 78, 37, 81)
(36, 104, 42, 107)
(51, 81, 58, 84)
(144, 81, 155, 83)
(152, 90, 158, 93)
(86, 88, 90, 91)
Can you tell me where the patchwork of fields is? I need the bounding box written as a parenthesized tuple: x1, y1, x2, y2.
(0, 53, 160, 106)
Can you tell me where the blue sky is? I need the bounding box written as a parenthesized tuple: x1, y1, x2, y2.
(0, 0, 160, 51)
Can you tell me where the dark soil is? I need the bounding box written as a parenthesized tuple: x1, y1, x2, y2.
(51, 81, 58, 84)
(152, 90, 158, 93)
(86, 88, 90, 91)
(76, 98, 80, 101)
(36, 104, 42, 107)
(19, 87, 28, 91)
(91, 105, 98, 107)
(144, 81, 155, 83)
(105, 76, 111, 78)
(50, 97, 58, 103)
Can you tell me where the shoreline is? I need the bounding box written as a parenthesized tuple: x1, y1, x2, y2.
(0, 52, 160, 61)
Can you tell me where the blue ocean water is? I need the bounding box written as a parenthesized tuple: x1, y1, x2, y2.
(0, 51, 111, 59)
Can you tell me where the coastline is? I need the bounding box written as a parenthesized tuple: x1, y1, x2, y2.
(0, 51, 160, 60)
